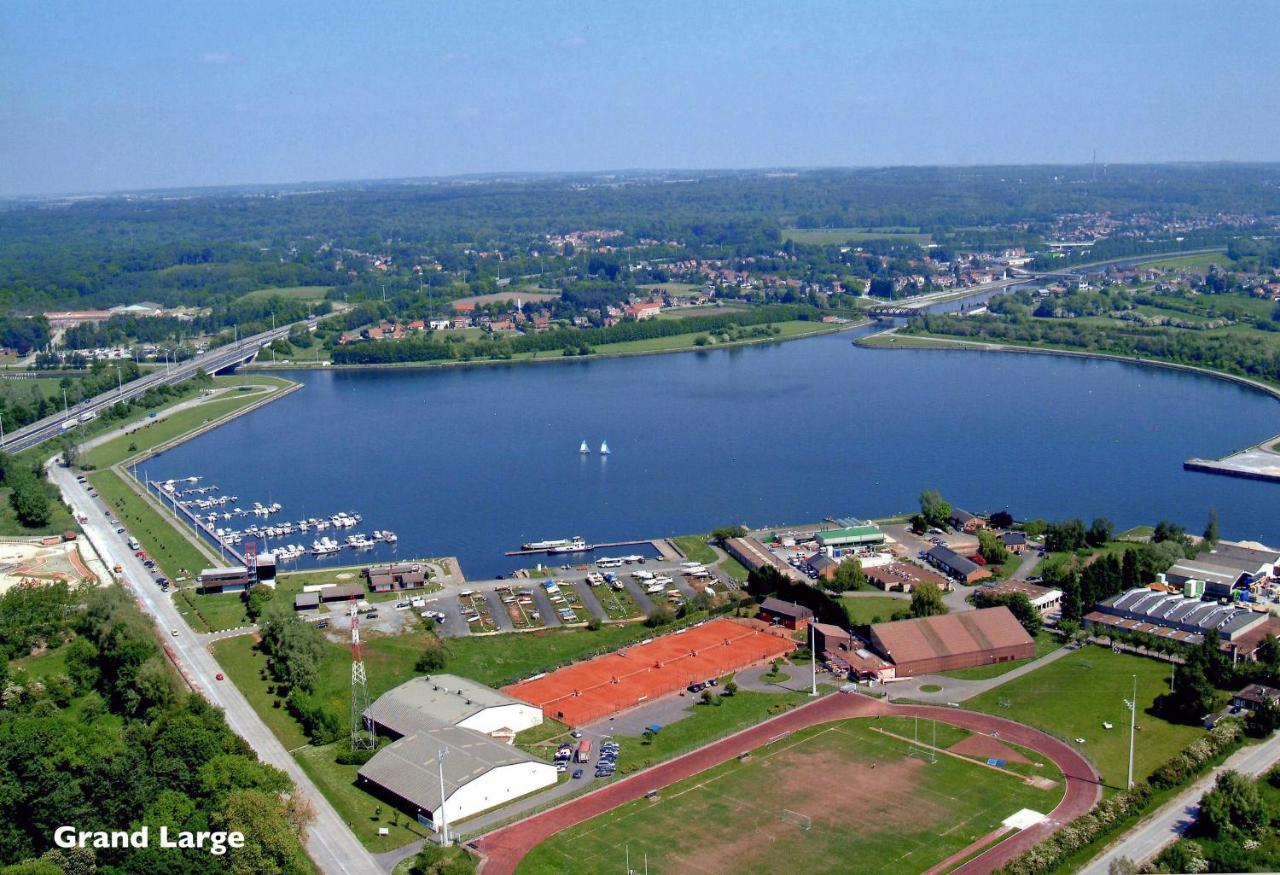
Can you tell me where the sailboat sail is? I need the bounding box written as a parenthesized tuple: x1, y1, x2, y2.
(600, 441, 610, 455)
(579, 440, 589, 454)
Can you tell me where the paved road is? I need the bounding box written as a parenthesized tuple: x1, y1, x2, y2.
(1082, 730, 1280, 873)
(4, 320, 311, 454)
(471, 692, 1101, 875)
(884, 641, 1076, 705)
(49, 462, 380, 875)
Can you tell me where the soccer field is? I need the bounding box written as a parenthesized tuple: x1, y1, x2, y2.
(516, 718, 1063, 875)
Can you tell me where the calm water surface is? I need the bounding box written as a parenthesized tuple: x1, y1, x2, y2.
(146, 329, 1280, 578)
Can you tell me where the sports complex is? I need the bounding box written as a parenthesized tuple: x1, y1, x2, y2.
(472, 694, 1100, 875)
(502, 618, 795, 726)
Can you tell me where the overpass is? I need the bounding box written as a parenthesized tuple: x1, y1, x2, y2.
(1, 320, 310, 455)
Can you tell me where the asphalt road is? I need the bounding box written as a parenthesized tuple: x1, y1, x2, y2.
(2, 320, 309, 454)
(48, 461, 381, 875)
(1082, 729, 1280, 873)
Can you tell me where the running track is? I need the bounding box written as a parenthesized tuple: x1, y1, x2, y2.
(471, 693, 1101, 875)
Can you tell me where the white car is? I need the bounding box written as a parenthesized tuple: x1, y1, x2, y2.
(170, 629, 179, 636)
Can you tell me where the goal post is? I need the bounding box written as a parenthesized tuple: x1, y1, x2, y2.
(781, 808, 812, 831)
(907, 746, 937, 764)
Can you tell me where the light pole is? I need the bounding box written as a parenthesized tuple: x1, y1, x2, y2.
(810, 620, 817, 696)
(437, 748, 449, 845)
(1124, 674, 1137, 790)
(115, 363, 122, 398)
(61, 387, 69, 417)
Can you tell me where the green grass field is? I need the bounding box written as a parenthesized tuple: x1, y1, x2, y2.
(1135, 252, 1228, 271)
(721, 556, 748, 582)
(294, 743, 431, 853)
(87, 469, 211, 582)
(517, 718, 1060, 875)
(637, 282, 705, 298)
(965, 646, 1203, 788)
(0, 483, 79, 537)
(238, 285, 334, 302)
(936, 631, 1061, 680)
(842, 595, 911, 627)
(671, 534, 717, 564)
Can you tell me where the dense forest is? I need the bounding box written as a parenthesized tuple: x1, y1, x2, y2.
(3, 164, 1279, 313)
(0, 582, 312, 874)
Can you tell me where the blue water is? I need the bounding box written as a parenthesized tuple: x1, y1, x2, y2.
(143, 328, 1280, 578)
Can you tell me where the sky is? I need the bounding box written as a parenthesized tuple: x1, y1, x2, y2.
(1, 0, 1278, 196)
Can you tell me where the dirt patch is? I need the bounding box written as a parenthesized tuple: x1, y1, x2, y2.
(336, 572, 354, 580)
(949, 733, 1031, 765)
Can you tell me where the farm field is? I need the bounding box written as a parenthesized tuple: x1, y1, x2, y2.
(517, 717, 1060, 875)
(965, 646, 1204, 788)
(238, 285, 334, 302)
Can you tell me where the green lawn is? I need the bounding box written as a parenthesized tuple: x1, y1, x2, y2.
(782, 227, 931, 245)
(637, 282, 704, 298)
(1135, 252, 1227, 271)
(87, 469, 211, 582)
(238, 285, 334, 302)
(842, 595, 911, 627)
(294, 743, 431, 853)
(518, 718, 1059, 875)
(965, 646, 1203, 788)
(671, 534, 717, 565)
(720, 556, 748, 582)
(83, 377, 293, 468)
(936, 631, 1061, 680)
(175, 588, 251, 632)
(0, 483, 79, 537)
(11, 645, 69, 679)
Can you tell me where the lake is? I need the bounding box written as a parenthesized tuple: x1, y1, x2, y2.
(144, 327, 1280, 578)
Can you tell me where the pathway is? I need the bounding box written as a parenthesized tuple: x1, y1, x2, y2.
(884, 641, 1076, 704)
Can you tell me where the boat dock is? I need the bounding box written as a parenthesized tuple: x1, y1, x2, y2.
(505, 538, 656, 557)
(146, 478, 249, 565)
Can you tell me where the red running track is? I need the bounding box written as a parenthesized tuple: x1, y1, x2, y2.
(471, 693, 1101, 875)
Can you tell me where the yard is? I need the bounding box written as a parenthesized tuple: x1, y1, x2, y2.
(965, 645, 1204, 788)
(935, 631, 1061, 680)
(842, 594, 911, 627)
(517, 717, 1059, 875)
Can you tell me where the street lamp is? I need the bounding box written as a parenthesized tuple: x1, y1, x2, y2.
(437, 748, 449, 845)
(810, 620, 817, 696)
(1124, 674, 1137, 790)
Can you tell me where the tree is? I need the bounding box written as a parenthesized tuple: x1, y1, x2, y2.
(1198, 770, 1267, 839)
(1258, 633, 1280, 670)
(910, 581, 947, 618)
(989, 510, 1014, 529)
(974, 591, 1041, 636)
(977, 530, 1009, 566)
(722, 681, 738, 697)
(1153, 519, 1186, 544)
(710, 525, 746, 542)
(8, 477, 51, 529)
(244, 584, 275, 621)
(1152, 840, 1208, 875)
(415, 640, 448, 673)
(1059, 571, 1083, 622)
(1246, 697, 1280, 738)
(1086, 517, 1114, 547)
(59, 435, 79, 468)
(214, 789, 313, 875)
(825, 557, 866, 592)
(1021, 518, 1047, 540)
(1155, 661, 1216, 724)
(258, 607, 325, 693)
(1203, 508, 1219, 546)
(1107, 857, 1138, 875)
(918, 490, 952, 529)
(1044, 518, 1086, 552)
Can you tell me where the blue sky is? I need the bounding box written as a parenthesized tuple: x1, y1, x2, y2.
(1, 0, 1277, 195)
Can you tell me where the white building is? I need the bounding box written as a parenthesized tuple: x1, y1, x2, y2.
(364, 674, 543, 736)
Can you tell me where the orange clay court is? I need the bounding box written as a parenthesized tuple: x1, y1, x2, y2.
(502, 618, 795, 726)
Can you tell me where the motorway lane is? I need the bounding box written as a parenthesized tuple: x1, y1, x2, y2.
(49, 462, 383, 875)
(1082, 730, 1280, 873)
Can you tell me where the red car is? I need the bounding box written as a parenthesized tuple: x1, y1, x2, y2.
(215, 673, 224, 681)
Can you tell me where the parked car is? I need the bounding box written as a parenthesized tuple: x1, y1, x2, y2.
(570, 729, 583, 739)
(572, 769, 583, 779)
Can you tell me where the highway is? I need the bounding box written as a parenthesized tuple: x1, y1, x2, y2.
(1, 321, 306, 455)
(1082, 730, 1280, 873)
(49, 461, 382, 875)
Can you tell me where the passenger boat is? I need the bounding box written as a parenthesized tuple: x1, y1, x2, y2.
(550, 537, 590, 554)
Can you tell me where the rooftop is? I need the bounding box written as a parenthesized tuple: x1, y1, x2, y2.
(365, 675, 530, 737)
(927, 545, 981, 577)
(870, 607, 1033, 666)
(759, 597, 814, 620)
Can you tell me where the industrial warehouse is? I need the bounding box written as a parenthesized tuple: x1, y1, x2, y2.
(866, 607, 1035, 676)
(356, 676, 557, 829)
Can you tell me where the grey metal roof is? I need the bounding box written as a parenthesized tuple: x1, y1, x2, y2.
(358, 725, 547, 813)
(1166, 561, 1245, 588)
(1201, 542, 1279, 573)
(759, 597, 814, 619)
(1096, 588, 1265, 640)
(365, 675, 529, 738)
(927, 545, 980, 577)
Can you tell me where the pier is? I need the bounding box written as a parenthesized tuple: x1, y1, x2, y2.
(505, 538, 656, 557)
(145, 477, 248, 565)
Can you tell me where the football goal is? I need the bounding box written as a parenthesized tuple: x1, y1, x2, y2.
(781, 809, 812, 831)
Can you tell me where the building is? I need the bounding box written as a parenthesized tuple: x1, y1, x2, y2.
(196, 565, 255, 594)
(949, 509, 985, 533)
(357, 725, 556, 831)
(356, 677, 555, 830)
(924, 545, 991, 584)
(1001, 531, 1027, 554)
(723, 537, 807, 583)
(866, 561, 952, 594)
(811, 622, 851, 655)
(978, 580, 1063, 616)
(366, 563, 429, 592)
(318, 583, 365, 602)
(808, 554, 840, 582)
(757, 597, 813, 631)
(815, 525, 885, 550)
(1232, 684, 1280, 713)
(624, 301, 662, 320)
(1164, 559, 1252, 599)
(811, 622, 896, 681)
(868, 607, 1034, 676)
(1086, 588, 1266, 644)
(294, 591, 320, 611)
(365, 675, 543, 737)
(42, 310, 113, 330)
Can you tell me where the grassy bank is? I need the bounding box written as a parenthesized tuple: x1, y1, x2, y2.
(936, 630, 1061, 680)
(87, 469, 211, 582)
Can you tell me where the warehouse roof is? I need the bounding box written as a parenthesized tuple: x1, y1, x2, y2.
(294, 591, 320, 609)
(870, 607, 1032, 666)
(926, 545, 981, 577)
(365, 675, 531, 738)
(358, 724, 546, 813)
(1165, 560, 1248, 589)
(758, 597, 814, 620)
(1098, 588, 1264, 638)
(320, 583, 365, 600)
(816, 525, 882, 543)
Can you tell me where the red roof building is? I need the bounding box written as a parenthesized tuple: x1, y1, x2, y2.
(868, 607, 1034, 676)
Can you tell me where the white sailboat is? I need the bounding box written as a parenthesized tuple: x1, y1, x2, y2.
(579, 440, 590, 454)
(600, 440, 610, 455)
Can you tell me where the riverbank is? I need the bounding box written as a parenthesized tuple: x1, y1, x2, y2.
(245, 317, 867, 373)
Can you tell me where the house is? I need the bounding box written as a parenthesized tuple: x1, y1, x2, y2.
(978, 580, 1063, 616)
(924, 545, 991, 584)
(1232, 683, 1280, 713)
(317, 583, 365, 603)
(366, 563, 429, 592)
(1001, 531, 1027, 554)
(949, 509, 985, 533)
(722, 537, 807, 583)
(294, 591, 320, 611)
(624, 301, 662, 320)
(196, 565, 255, 594)
(866, 561, 952, 593)
(811, 622, 852, 654)
(757, 597, 813, 631)
(808, 554, 840, 582)
(868, 607, 1034, 676)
